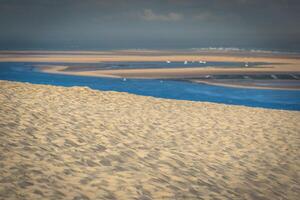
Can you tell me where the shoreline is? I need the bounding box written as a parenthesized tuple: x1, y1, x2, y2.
(39, 66, 300, 90)
(190, 80, 300, 90)
(1, 49, 300, 90)
(1, 49, 300, 63)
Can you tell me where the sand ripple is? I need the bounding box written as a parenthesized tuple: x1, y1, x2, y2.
(0, 80, 299, 199)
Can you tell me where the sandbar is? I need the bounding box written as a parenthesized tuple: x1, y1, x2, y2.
(1, 50, 300, 90)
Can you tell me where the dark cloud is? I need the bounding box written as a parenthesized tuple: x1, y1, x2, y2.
(0, 0, 299, 50)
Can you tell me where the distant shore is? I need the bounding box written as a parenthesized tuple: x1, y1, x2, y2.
(1, 49, 300, 90)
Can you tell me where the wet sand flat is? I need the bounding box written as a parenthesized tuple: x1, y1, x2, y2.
(43, 66, 300, 79)
(0, 80, 299, 199)
(21, 50, 298, 90)
(191, 79, 300, 90)
(1, 50, 300, 72)
(2, 50, 300, 90)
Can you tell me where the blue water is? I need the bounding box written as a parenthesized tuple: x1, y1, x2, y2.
(1, 62, 300, 111)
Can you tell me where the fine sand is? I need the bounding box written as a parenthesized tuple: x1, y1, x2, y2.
(0, 80, 299, 200)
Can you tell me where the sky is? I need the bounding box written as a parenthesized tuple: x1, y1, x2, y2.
(0, 0, 299, 50)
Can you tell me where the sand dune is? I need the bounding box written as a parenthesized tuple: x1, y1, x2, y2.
(0, 80, 299, 199)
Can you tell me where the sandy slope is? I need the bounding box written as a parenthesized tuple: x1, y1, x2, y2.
(0, 80, 299, 200)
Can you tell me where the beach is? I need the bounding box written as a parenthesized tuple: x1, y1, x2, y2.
(1, 80, 299, 199)
(1, 50, 299, 90)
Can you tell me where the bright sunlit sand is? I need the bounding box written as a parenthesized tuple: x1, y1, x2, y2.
(0, 80, 299, 199)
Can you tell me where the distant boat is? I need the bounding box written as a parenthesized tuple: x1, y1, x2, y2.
(123, 78, 127, 81)
(184, 61, 188, 64)
(199, 60, 206, 64)
(244, 62, 249, 67)
(271, 75, 278, 79)
(166, 60, 171, 64)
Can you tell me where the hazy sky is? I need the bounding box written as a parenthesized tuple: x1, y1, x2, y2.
(0, 0, 299, 50)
